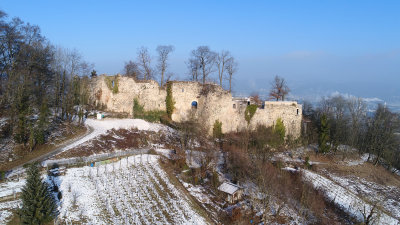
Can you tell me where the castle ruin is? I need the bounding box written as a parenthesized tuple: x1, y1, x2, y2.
(90, 75, 303, 137)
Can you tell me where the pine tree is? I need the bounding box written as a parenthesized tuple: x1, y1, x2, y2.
(20, 164, 57, 224)
(318, 114, 330, 153)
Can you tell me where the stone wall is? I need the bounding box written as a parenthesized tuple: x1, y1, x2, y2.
(90, 75, 302, 138)
(250, 101, 302, 138)
(90, 75, 166, 115)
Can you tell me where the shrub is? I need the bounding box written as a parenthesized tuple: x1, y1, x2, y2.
(244, 104, 258, 124)
(133, 98, 145, 116)
(166, 82, 175, 119)
(251, 125, 282, 149)
(274, 118, 286, 142)
(213, 120, 223, 139)
(230, 207, 242, 222)
(0, 171, 5, 180)
(132, 98, 166, 122)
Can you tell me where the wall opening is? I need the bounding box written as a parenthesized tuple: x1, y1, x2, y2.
(191, 101, 198, 109)
(247, 101, 250, 106)
(233, 104, 236, 109)
(112, 80, 115, 88)
(297, 109, 299, 115)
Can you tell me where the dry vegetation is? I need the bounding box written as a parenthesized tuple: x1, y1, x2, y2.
(0, 124, 86, 171)
(221, 127, 352, 224)
(54, 128, 154, 159)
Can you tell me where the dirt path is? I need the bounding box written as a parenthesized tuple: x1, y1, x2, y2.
(8, 125, 94, 175)
(6, 118, 169, 178)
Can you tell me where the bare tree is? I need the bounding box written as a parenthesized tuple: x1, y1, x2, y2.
(225, 57, 237, 92)
(137, 46, 153, 80)
(165, 72, 174, 83)
(190, 46, 216, 84)
(358, 201, 381, 225)
(269, 75, 290, 101)
(216, 50, 231, 87)
(123, 60, 140, 79)
(156, 45, 174, 87)
(329, 95, 350, 150)
(187, 58, 200, 81)
(347, 97, 367, 148)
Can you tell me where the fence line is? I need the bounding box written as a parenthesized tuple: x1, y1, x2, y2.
(41, 148, 150, 168)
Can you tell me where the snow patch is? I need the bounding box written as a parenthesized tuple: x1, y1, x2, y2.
(60, 118, 170, 153)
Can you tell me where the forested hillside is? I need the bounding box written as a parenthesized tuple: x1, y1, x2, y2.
(0, 10, 93, 159)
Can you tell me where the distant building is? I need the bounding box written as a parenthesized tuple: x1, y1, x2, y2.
(218, 182, 244, 204)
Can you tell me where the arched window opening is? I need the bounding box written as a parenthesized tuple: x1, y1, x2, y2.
(191, 101, 198, 109)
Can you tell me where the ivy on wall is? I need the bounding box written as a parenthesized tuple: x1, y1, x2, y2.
(166, 82, 175, 119)
(244, 104, 258, 124)
(105, 76, 119, 94)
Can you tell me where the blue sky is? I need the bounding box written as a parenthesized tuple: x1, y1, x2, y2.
(2, 0, 400, 108)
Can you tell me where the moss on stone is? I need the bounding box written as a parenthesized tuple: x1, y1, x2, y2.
(105, 76, 119, 94)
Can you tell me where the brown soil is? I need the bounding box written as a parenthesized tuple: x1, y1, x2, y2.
(307, 153, 400, 187)
(53, 128, 153, 159)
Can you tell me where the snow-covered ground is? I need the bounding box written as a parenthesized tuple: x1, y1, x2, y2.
(0, 179, 25, 198)
(0, 200, 21, 224)
(59, 118, 171, 153)
(303, 169, 400, 225)
(325, 171, 400, 222)
(341, 153, 370, 166)
(56, 154, 208, 224)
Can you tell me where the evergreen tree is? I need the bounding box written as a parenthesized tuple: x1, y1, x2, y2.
(91, 69, 97, 77)
(20, 164, 57, 224)
(212, 120, 223, 140)
(318, 114, 330, 153)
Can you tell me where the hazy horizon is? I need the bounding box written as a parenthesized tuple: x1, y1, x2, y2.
(2, 0, 399, 110)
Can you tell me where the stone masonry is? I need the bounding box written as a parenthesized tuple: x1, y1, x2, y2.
(90, 75, 303, 138)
